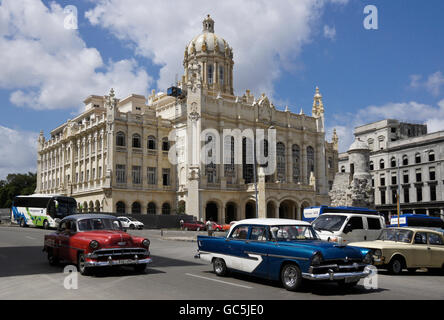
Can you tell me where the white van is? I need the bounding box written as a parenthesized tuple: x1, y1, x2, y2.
(312, 213, 386, 245)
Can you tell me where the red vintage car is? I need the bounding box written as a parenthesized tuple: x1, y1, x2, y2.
(43, 214, 152, 275)
(182, 220, 206, 231)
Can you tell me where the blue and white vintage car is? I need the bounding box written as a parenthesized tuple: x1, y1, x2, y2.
(195, 219, 373, 291)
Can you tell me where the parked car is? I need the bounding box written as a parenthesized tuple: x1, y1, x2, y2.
(348, 227, 444, 275)
(183, 220, 206, 231)
(312, 212, 385, 245)
(195, 218, 373, 291)
(117, 216, 144, 230)
(43, 214, 152, 275)
(207, 221, 224, 232)
(222, 221, 237, 231)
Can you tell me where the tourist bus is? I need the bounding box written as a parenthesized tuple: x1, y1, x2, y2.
(11, 194, 77, 229)
(303, 205, 380, 222)
(389, 214, 444, 228)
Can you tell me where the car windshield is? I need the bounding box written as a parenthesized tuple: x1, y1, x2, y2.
(270, 225, 319, 241)
(77, 218, 122, 231)
(378, 228, 413, 243)
(312, 215, 347, 232)
(127, 217, 137, 221)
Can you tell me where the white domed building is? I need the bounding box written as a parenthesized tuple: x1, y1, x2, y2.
(36, 15, 339, 224)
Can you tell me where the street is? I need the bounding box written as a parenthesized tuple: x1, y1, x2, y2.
(0, 225, 443, 300)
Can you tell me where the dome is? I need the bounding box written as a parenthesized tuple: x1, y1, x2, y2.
(186, 15, 232, 56)
(348, 138, 369, 152)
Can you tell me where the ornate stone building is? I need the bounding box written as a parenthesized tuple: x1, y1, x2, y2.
(36, 15, 338, 223)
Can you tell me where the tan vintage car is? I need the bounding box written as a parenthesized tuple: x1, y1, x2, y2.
(348, 227, 444, 275)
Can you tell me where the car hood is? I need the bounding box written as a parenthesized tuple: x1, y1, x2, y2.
(277, 240, 363, 260)
(76, 230, 135, 247)
(348, 240, 410, 249)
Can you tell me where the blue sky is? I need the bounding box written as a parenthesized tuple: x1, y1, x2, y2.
(1, 0, 444, 178)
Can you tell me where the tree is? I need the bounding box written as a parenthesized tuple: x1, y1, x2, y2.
(0, 172, 36, 208)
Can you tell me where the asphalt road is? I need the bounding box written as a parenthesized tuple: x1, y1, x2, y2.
(0, 225, 443, 300)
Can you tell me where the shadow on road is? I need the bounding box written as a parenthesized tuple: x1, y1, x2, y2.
(203, 270, 388, 296)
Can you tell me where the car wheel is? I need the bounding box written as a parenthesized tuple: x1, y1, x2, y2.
(43, 220, 49, 230)
(129, 224, 135, 230)
(19, 218, 26, 228)
(47, 250, 59, 266)
(281, 263, 302, 291)
(134, 264, 147, 273)
(388, 257, 404, 275)
(213, 258, 228, 276)
(77, 253, 91, 276)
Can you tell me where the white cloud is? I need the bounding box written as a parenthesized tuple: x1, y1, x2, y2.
(0, 0, 152, 110)
(328, 99, 444, 152)
(0, 126, 38, 180)
(85, 0, 347, 98)
(323, 25, 336, 40)
(409, 71, 444, 96)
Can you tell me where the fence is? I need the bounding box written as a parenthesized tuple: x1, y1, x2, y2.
(100, 212, 195, 229)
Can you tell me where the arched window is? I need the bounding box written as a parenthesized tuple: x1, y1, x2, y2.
(132, 134, 141, 148)
(208, 65, 214, 85)
(219, 65, 224, 85)
(402, 155, 408, 166)
(131, 202, 141, 214)
(379, 159, 385, 169)
(369, 161, 374, 171)
(307, 146, 315, 182)
(147, 202, 156, 215)
(276, 142, 286, 181)
(162, 137, 170, 151)
(147, 135, 156, 150)
(415, 153, 421, 164)
(162, 203, 171, 215)
(116, 201, 126, 214)
(116, 132, 126, 147)
(390, 157, 396, 168)
(428, 150, 435, 162)
(205, 134, 216, 183)
(292, 144, 301, 183)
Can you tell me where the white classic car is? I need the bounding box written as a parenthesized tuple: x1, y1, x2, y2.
(117, 216, 144, 230)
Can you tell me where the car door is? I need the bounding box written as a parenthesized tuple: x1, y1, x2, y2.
(225, 225, 249, 271)
(342, 216, 365, 243)
(411, 232, 432, 267)
(427, 232, 444, 268)
(243, 226, 269, 277)
(57, 220, 71, 262)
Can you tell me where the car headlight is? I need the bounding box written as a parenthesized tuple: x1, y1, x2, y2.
(363, 250, 373, 264)
(311, 251, 323, 266)
(373, 249, 382, 257)
(89, 240, 99, 250)
(142, 239, 150, 248)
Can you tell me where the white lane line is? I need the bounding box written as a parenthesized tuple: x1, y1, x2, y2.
(185, 273, 253, 289)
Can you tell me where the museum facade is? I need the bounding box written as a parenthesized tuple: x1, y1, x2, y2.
(35, 15, 338, 223)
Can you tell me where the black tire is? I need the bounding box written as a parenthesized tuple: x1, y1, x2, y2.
(47, 249, 59, 266)
(134, 264, 147, 273)
(388, 256, 404, 275)
(213, 258, 228, 276)
(407, 268, 417, 274)
(281, 263, 303, 291)
(19, 218, 27, 228)
(129, 224, 135, 230)
(43, 220, 49, 230)
(77, 253, 91, 276)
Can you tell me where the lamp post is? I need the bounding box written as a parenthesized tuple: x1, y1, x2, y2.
(397, 157, 401, 227)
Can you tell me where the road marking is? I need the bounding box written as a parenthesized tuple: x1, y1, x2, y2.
(26, 236, 36, 240)
(185, 273, 253, 289)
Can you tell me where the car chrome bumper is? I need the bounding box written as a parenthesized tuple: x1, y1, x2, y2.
(85, 257, 152, 267)
(302, 266, 372, 281)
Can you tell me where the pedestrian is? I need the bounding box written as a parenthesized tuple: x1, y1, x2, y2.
(180, 219, 184, 230)
(206, 219, 214, 237)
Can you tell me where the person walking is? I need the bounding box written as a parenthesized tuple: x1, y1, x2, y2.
(206, 219, 214, 236)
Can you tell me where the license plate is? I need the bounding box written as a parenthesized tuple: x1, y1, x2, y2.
(114, 259, 134, 265)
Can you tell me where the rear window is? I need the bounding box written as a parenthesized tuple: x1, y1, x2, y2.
(349, 217, 364, 230)
(367, 217, 382, 230)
